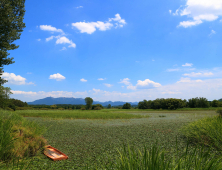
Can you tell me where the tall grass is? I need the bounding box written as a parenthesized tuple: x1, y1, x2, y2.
(105, 141, 222, 170)
(15, 110, 149, 119)
(0, 110, 47, 169)
(181, 116, 222, 150)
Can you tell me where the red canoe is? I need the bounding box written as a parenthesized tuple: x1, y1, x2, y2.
(44, 145, 68, 161)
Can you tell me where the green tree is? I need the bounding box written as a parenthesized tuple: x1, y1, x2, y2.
(85, 97, 93, 110)
(122, 103, 131, 109)
(0, 86, 12, 108)
(0, 0, 26, 85)
(107, 104, 111, 109)
(211, 100, 219, 107)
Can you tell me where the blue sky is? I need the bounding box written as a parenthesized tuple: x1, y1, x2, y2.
(2, 0, 222, 102)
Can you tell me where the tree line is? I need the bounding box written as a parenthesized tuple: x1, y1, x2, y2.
(138, 97, 222, 110)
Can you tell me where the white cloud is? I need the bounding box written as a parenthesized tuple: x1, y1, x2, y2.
(178, 20, 203, 28)
(10, 77, 222, 102)
(72, 21, 113, 34)
(98, 78, 106, 80)
(119, 78, 161, 90)
(109, 13, 126, 28)
(169, 10, 172, 14)
(27, 72, 32, 74)
(72, 13, 126, 34)
(40, 25, 64, 33)
(37, 39, 41, 41)
(60, 47, 67, 51)
(1, 72, 34, 85)
(76, 6, 83, 9)
(56, 36, 76, 48)
(49, 73, 65, 81)
(136, 79, 161, 89)
(182, 63, 193, 67)
(183, 72, 214, 77)
(175, 0, 222, 27)
(177, 77, 203, 83)
(46, 36, 55, 42)
(104, 83, 113, 87)
(80, 78, 87, 82)
(119, 78, 131, 85)
(93, 88, 101, 93)
(209, 30, 216, 36)
(11, 90, 37, 95)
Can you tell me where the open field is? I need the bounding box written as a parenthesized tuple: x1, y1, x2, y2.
(9, 109, 219, 169)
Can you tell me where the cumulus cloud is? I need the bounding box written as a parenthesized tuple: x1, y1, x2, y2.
(119, 78, 161, 90)
(1, 72, 34, 85)
(40, 26, 76, 49)
(76, 6, 83, 8)
(119, 78, 131, 85)
(98, 78, 106, 80)
(56, 36, 76, 48)
(80, 78, 87, 82)
(72, 13, 126, 34)
(183, 72, 214, 77)
(40, 25, 64, 33)
(37, 39, 41, 41)
(104, 83, 113, 87)
(49, 73, 65, 81)
(136, 79, 161, 89)
(174, 0, 222, 27)
(169, 10, 172, 14)
(182, 63, 193, 67)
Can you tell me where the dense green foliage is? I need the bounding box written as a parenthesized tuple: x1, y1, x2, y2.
(187, 97, 209, 108)
(107, 104, 111, 109)
(181, 115, 222, 150)
(85, 97, 93, 110)
(138, 98, 186, 110)
(138, 97, 215, 110)
(122, 102, 131, 109)
(0, 0, 26, 85)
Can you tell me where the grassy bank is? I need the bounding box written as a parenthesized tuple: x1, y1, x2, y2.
(0, 110, 47, 169)
(15, 110, 149, 119)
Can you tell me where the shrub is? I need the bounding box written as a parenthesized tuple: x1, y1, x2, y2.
(94, 107, 102, 110)
(57, 108, 65, 110)
(81, 107, 86, 110)
(216, 108, 222, 117)
(0, 110, 47, 163)
(16, 107, 34, 110)
(181, 116, 222, 150)
(39, 108, 49, 110)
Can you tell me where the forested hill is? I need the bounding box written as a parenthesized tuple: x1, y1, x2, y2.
(27, 97, 138, 106)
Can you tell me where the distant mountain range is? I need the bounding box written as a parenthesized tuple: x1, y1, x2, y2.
(27, 97, 138, 106)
